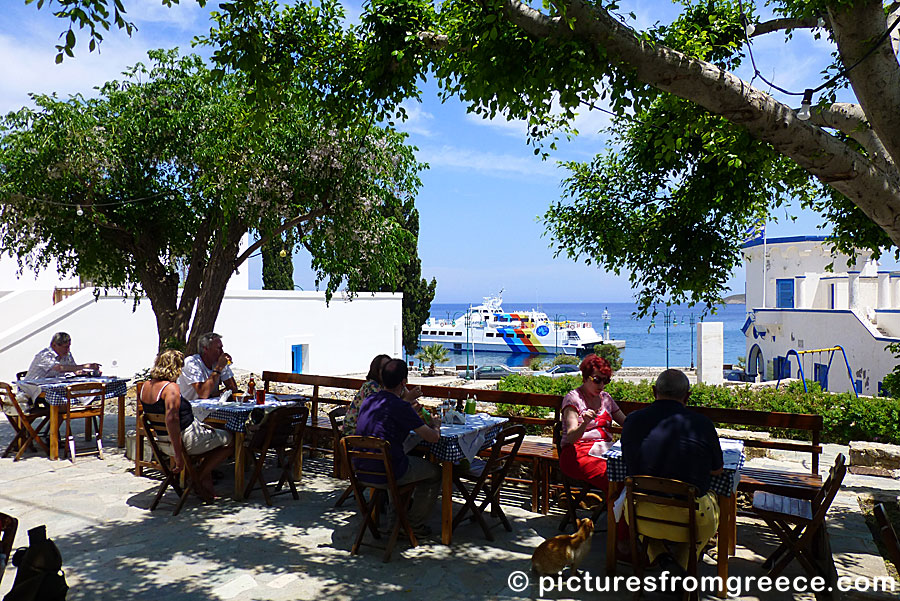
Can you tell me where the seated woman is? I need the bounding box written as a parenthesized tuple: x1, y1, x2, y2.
(559, 354, 626, 492)
(344, 354, 421, 436)
(140, 349, 234, 501)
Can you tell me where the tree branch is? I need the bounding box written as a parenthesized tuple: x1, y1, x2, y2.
(416, 31, 449, 50)
(233, 204, 329, 268)
(751, 17, 822, 37)
(810, 103, 895, 171)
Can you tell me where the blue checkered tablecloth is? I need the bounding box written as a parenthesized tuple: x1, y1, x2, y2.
(192, 394, 309, 433)
(414, 414, 508, 463)
(19, 376, 129, 406)
(603, 438, 745, 497)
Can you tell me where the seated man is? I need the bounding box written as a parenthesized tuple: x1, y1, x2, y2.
(177, 332, 239, 402)
(621, 368, 724, 573)
(355, 358, 441, 536)
(17, 332, 102, 405)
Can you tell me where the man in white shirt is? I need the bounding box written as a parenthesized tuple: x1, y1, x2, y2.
(177, 332, 239, 401)
(17, 332, 102, 404)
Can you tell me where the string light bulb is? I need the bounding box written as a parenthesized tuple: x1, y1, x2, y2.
(743, 16, 756, 37)
(797, 89, 813, 121)
(279, 248, 287, 258)
(817, 17, 825, 28)
(76, 205, 84, 216)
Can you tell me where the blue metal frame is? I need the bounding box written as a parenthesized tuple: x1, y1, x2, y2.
(776, 345, 858, 398)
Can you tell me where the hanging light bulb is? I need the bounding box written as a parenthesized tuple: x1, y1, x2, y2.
(279, 248, 287, 258)
(76, 205, 84, 216)
(817, 17, 825, 28)
(743, 16, 756, 37)
(797, 89, 813, 121)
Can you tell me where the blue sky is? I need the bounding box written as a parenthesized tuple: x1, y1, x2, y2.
(1, 0, 869, 303)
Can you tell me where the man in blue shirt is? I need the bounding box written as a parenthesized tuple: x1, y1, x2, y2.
(356, 359, 441, 535)
(621, 369, 724, 573)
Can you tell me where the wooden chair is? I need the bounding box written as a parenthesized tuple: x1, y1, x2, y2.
(62, 382, 106, 461)
(873, 503, 900, 571)
(141, 412, 206, 516)
(552, 421, 606, 532)
(243, 405, 309, 506)
(452, 425, 526, 541)
(751, 453, 846, 584)
(625, 476, 700, 601)
(341, 436, 418, 562)
(329, 406, 354, 508)
(0, 512, 17, 585)
(1, 382, 50, 461)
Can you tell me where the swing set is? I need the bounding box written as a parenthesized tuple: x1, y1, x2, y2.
(776, 345, 859, 399)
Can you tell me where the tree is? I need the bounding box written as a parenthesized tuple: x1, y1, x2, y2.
(261, 228, 295, 290)
(416, 343, 450, 375)
(35, 1, 900, 313)
(0, 49, 424, 352)
(592, 343, 623, 371)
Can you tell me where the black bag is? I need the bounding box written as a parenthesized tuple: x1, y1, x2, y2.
(3, 525, 68, 601)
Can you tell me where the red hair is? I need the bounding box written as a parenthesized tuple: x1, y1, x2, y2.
(579, 354, 612, 381)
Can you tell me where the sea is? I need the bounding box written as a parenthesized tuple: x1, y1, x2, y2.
(425, 302, 748, 368)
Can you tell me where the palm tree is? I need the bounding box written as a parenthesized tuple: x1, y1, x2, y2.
(415, 344, 450, 376)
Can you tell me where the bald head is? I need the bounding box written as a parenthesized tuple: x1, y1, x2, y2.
(653, 369, 691, 403)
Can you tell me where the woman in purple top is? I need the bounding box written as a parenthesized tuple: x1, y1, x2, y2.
(558, 354, 626, 492)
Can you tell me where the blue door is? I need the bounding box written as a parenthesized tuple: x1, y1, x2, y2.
(292, 344, 303, 374)
(773, 356, 791, 379)
(776, 279, 794, 308)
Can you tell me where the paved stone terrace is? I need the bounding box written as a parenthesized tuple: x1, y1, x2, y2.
(1, 419, 898, 600)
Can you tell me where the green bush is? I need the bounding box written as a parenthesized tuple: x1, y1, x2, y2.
(592, 343, 623, 371)
(552, 354, 580, 366)
(498, 375, 900, 445)
(529, 356, 545, 371)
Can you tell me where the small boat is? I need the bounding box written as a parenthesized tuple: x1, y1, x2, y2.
(421, 293, 625, 355)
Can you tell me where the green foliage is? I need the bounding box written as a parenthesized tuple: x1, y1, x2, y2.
(552, 354, 580, 366)
(415, 343, 449, 375)
(0, 49, 424, 350)
(592, 343, 623, 371)
(529, 357, 545, 371)
(498, 373, 582, 396)
(261, 228, 295, 290)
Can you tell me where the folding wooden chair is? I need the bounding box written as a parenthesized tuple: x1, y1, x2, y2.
(873, 503, 900, 570)
(243, 405, 309, 506)
(625, 476, 700, 601)
(1, 382, 50, 461)
(452, 424, 526, 541)
(341, 436, 418, 562)
(553, 421, 606, 532)
(329, 406, 354, 508)
(141, 412, 206, 516)
(0, 512, 17, 585)
(751, 453, 847, 584)
(63, 382, 106, 461)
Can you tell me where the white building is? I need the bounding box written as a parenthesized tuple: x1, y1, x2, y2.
(742, 235, 900, 396)
(0, 243, 403, 381)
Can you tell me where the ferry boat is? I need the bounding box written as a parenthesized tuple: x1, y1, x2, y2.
(420, 294, 625, 355)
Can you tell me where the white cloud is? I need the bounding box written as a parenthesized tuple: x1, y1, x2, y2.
(462, 94, 613, 141)
(397, 100, 435, 137)
(416, 144, 560, 178)
(126, 0, 207, 29)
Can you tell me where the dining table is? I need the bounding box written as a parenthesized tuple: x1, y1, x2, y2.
(602, 437, 745, 598)
(191, 392, 309, 499)
(17, 375, 130, 460)
(403, 413, 508, 545)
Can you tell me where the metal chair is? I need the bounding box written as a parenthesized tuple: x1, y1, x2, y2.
(625, 475, 701, 601)
(553, 421, 606, 532)
(341, 436, 418, 562)
(751, 453, 846, 585)
(1, 382, 50, 461)
(243, 405, 309, 505)
(452, 424, 526, 541)
(62, 382, 106, 461)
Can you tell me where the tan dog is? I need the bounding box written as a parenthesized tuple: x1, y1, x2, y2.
(531, 518, 594, 575)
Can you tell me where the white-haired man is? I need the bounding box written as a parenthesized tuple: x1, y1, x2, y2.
(177, 333, 239, 401)
(17, 332, 102, 405)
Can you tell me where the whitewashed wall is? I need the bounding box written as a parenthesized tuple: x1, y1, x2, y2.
(0, 288, 402, 381)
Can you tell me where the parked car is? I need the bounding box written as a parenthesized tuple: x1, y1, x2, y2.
(723, 368, 754, 382)
(534, 364, 582, 378)
(457, 364, 518, 380)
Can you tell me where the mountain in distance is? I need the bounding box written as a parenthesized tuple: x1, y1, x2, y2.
(723, 293, 745, 305)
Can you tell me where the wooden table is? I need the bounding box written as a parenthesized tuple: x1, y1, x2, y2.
(191, 394, 309, 499)
(603, 438, 744, 598)
(411, 414, 507, 545)
(18, 376, 129, 460)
